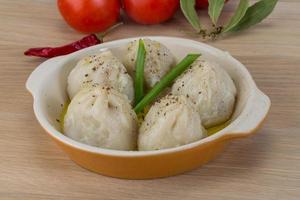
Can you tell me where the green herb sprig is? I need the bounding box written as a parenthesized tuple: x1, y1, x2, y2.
(180, 0, 202, 32)
(208, 0, 225, 25)
(222, 0, 249, 33)
(134, 54, 201, 113)
(180, 0, 278, 39)
(228, 0, 278, 32)
(134, 39, 146, 106)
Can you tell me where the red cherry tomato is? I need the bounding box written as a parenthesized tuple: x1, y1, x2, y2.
(123, 0, 179, 25)
(196, 0, 229, 9)
(57, 0, 121, 33)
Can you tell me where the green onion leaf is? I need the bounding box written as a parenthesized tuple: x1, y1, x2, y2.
(180, 0, 202, 32)
(134, 54, 201, 113)
(229, 0, 278, 32)
(134, 39, 146, 105)
(222, 0, 249, 33)
(208, 0, 225, 25)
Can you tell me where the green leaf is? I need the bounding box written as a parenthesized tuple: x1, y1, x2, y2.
(134, 39, 146, 106)
(222, 0, 249, 33)
(134, 54, 201, 113)
(180, 0, 202, 32)
(208, 0, 225, 25)
(229, 0, 278, 32)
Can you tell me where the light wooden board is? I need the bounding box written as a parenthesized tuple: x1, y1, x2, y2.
(0, 0, 299, 199)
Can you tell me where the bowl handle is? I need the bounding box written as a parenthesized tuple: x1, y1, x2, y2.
(26, 57, 64, 97)
(224, 89, 271, 139)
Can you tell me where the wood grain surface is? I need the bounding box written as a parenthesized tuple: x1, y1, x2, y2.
(0, 0, 299, 199)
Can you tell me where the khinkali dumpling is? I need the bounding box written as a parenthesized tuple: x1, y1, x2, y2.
(124, 38, 175, 88)
(138, 95, 206, 151)
(172, 60, 236, 128)
(67, 50, 134, 102)
(64, 86, 137, 151)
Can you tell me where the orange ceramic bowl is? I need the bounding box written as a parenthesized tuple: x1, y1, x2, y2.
(26, 37, 271, 179)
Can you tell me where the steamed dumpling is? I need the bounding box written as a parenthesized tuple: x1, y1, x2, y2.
(124, 39, 175, 88)
(67, 50, 134, 102)
(171, 60, 237, 128)
(64, 86, 137, 151)
(138, 95, 206, 151)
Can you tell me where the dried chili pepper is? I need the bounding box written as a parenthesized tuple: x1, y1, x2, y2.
(24, 23, 122, 58)
(24, 34, 102, 58)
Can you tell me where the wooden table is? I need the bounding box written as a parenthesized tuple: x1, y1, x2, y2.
(1, 0, 299, 199)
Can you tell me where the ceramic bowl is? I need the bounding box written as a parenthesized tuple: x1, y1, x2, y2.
(26, 36, 271, 179)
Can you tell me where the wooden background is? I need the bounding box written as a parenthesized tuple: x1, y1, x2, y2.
(0, 0, 299, 199)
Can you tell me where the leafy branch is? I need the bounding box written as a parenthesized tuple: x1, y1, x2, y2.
(180, 0, 278, 39)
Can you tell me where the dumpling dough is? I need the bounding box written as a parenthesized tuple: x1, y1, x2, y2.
(124, 39, 175, 88)
(64, 86, 138, 151)
(138, 95, 206, 151)
(67, 50, 134, 102)
(171, 60, 237, 128)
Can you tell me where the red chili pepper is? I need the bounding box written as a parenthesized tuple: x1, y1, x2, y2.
(24, 23, 123, 58)
(24, 34, 102, 58)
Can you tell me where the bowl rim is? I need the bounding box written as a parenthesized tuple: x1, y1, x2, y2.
(26, 36, 270, 157)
